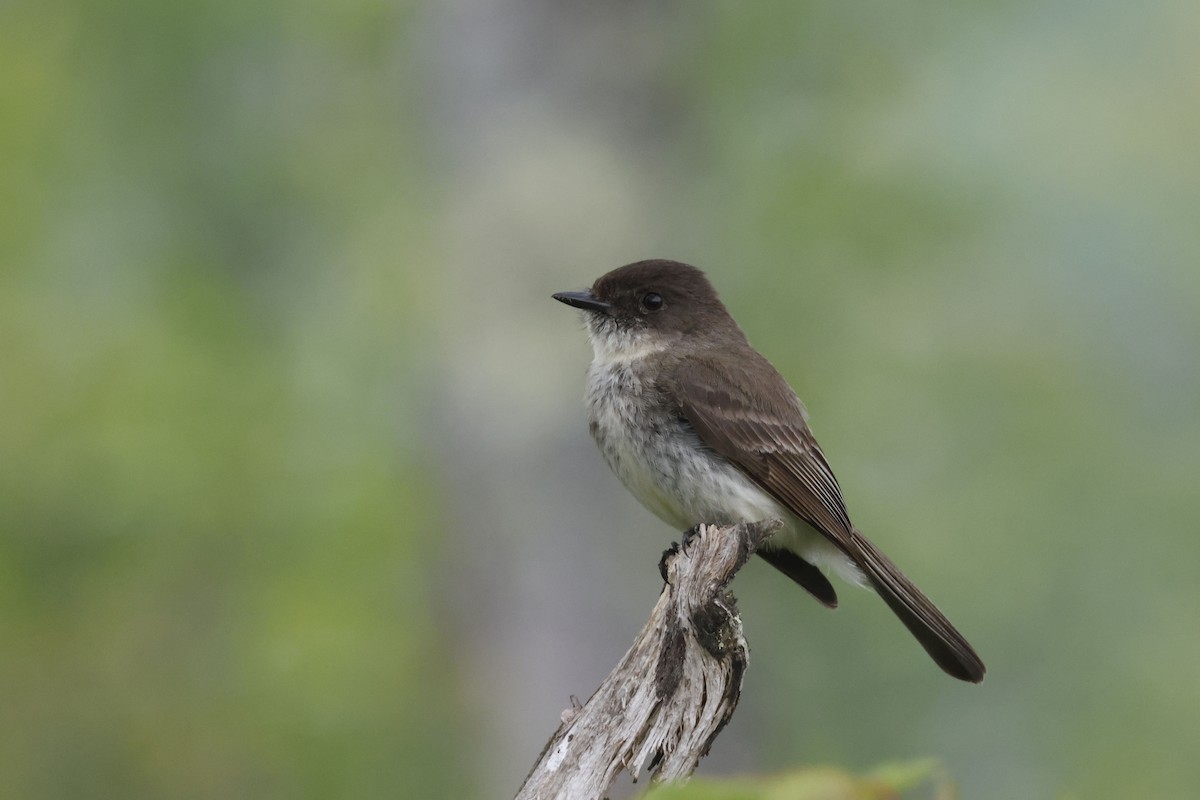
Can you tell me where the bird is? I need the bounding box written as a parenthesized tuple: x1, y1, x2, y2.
(553, 259, 985, 683)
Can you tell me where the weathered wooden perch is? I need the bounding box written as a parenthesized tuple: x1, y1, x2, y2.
(515, 519, 781, 800)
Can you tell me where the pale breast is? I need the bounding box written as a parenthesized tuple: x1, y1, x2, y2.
(583, 358, 861, 585)
(584, 359, 788, 532)
(586, 361, 684, 526)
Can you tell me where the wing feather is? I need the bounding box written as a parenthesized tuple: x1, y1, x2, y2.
(673, 358, 855, 552)
(670, 354, 986, 683)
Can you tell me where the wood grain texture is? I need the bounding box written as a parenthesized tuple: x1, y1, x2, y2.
(515, 519, 780, 800)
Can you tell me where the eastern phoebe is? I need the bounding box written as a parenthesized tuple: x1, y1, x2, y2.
(553, 259, 985, 683)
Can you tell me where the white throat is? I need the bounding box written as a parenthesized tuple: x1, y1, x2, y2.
(584, 317, 675, 365)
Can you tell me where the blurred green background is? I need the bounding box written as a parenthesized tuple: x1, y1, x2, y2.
(3, 1, 1198, 798)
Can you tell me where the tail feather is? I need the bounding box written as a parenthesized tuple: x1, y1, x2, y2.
(848, 530, 986, 683)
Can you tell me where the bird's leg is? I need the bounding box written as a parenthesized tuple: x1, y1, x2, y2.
(658, 542, 679, 583)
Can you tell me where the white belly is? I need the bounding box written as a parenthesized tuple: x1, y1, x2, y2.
(584, 359, 858, 581)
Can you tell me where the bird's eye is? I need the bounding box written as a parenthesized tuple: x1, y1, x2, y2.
(641, 292, 664, 311)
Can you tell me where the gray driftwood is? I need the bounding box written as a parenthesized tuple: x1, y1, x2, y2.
(515, 519, 781, 800)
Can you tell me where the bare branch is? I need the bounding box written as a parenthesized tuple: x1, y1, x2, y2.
(516, 519, 781, 800)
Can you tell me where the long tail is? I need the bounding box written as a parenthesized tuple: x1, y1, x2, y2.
(847, 529, 986, 683)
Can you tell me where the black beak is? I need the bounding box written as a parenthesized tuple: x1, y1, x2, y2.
(552, 290, 613, 313)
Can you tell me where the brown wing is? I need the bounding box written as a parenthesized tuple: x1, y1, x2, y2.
(757, 547, 839, 608)
(672, 354, 986, 683)
(671, 354, 856, 550)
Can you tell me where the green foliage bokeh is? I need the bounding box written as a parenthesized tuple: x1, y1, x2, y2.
(2, 1, 1198, 799)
